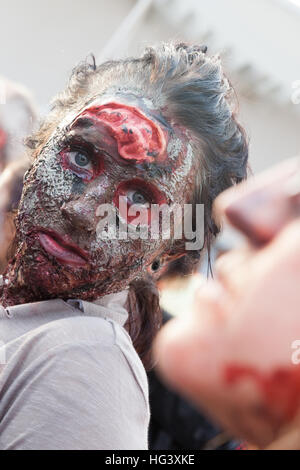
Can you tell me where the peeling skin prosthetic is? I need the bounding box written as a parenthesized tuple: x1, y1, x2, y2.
(0, 92, 196, 306)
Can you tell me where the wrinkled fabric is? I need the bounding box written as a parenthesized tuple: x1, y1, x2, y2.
(0, 295, 149, 450)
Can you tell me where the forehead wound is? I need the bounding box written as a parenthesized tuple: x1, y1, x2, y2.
(75, 102, 167, 163)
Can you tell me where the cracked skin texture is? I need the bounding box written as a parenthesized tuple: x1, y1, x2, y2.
(0, 96, 195, 307)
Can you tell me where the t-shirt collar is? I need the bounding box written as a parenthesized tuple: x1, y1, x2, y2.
(2, 290, 129, 327)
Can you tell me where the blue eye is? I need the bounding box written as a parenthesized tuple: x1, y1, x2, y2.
(75, 152, 90, 167)
(132, 191, 147, 204)
(127, 189, 150, 207)
(69, 150, 92, 169)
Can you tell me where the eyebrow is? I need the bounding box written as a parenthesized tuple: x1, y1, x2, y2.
(66, 117, 120, 160)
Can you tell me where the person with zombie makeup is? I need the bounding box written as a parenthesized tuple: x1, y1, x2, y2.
(0, 43, 248, 450)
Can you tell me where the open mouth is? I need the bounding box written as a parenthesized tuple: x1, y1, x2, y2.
(37, 229, 89, 267)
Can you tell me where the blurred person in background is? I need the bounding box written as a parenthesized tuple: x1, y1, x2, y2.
(149, 259, 241, 449)
(0, 77, 36, 272)
(0, 157, 30, 273)
(0, 76, 36, 172)
(155, 156, 300, 450)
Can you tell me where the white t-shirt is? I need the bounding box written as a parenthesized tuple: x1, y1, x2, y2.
(0, 296, 149, 450)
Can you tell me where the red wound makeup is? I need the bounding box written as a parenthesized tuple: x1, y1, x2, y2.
(75, 102, 167, 163)
(225, 364, 300, 423)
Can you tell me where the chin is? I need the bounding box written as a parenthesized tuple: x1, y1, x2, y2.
(6, 237, 134, 302)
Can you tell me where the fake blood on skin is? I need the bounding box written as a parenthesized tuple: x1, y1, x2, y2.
(225, 364, 300, 423)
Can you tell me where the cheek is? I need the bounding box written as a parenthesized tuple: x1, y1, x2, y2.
(225, 364, 300, 424)
(35, 152, 75, 201)
(18, 152, 75, 228)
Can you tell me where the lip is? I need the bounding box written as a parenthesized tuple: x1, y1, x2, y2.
(37, 229, 89, 267)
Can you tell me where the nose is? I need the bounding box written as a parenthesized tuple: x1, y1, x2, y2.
(214, 158, 300, 246)
(60, 175, 114, 232)
(60, 197, 98, 231)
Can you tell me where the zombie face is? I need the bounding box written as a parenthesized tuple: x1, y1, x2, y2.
(5, 92, 196, 303)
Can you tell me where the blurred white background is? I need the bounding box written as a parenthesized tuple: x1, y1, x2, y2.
(0, 0, 299, 173)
